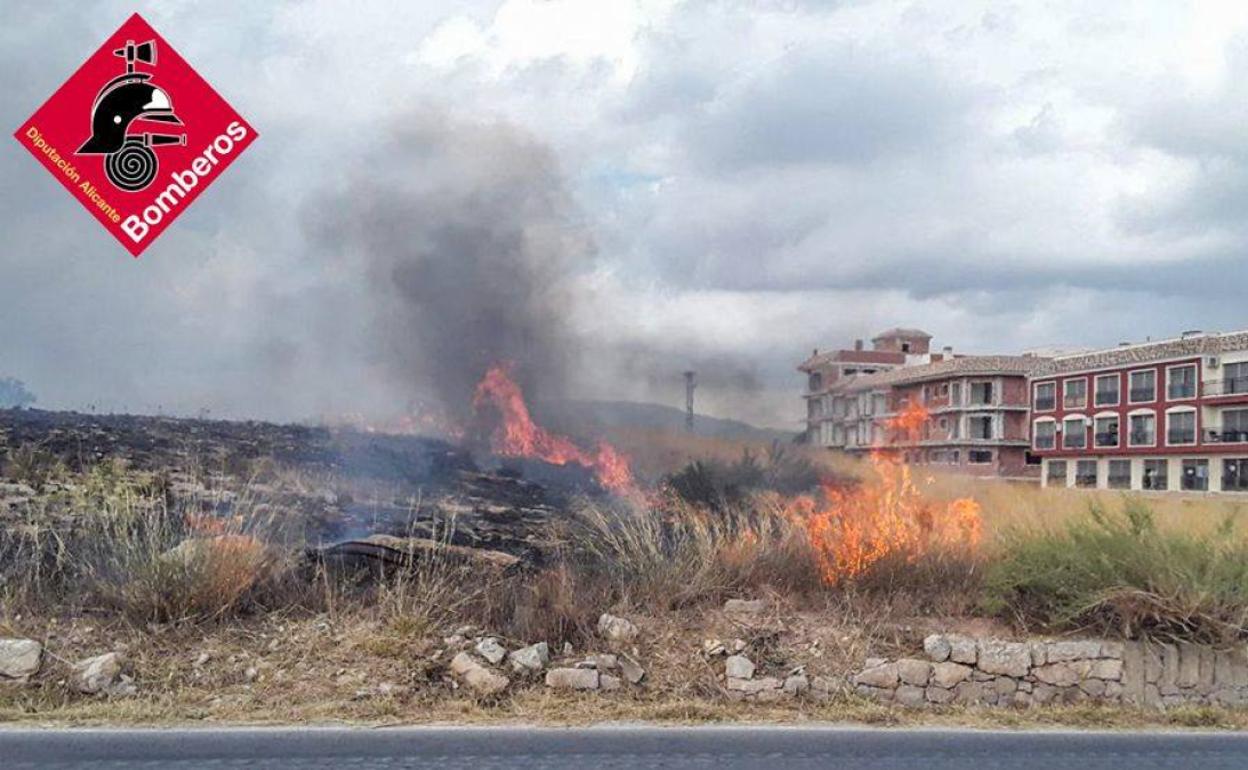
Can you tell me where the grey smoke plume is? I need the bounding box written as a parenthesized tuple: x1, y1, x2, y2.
(307, 111, 592, 418)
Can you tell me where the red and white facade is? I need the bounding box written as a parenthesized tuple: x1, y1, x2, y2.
(1031, 331, 1248, 493)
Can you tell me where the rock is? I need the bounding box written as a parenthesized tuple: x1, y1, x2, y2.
(545, 667, 600, 691)
(450, 652, 510, 697)
(0, 639, 42, 681)
(600, 674, 622, 691)
(508, 642, 550, 673)
(1088, 658, 1123, 681)
(1033, 662, 1081, 688)
(725, 655, 756, 680)
(731, 639, 748, 653)
(992, 676, 1018, 697)
(930, 662, 972, 688)
(926, 685, 956, 704)
(593, 654, 619, 671)
(853, 661, 899, 689)
(977, 640, 1031, 678)
(895, 684, 926, 707)
(948, 635, 978, 665)
(1044, 640, 1104, 663)
(897, 658, 931, 687)
(702, 639, 726, 656)
(597, 614, 639, 642)
(810, 675, 838, 699)
(475, 638, 507, 666)
(619, 655, 646, 684)
(1079, 678, 1106, 697)
(953, 681, 986, 705)
(728, 676, 782, 694)
(783, 674, 809, 696)
(723, 599, 766, 614)
(923, 634, 952, 663)
(71, 652, 127, 695)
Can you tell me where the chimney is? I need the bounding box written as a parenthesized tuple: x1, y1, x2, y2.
(813, 348, 819, 356)
(854, 339, 864, 351)
(1181, 330, 1204, 340)
(942, 345, 953, 358)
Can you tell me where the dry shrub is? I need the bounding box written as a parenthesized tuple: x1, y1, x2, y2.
(983, 498, 1248, 643)
(565, 494, 822, 611)
(489, 563, 609, 647)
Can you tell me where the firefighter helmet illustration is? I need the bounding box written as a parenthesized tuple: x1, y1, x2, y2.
(76, 39, 186, 192)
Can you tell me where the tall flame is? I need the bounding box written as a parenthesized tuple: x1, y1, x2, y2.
(472, 363, 635, 493)
(785, 398, 982, 584)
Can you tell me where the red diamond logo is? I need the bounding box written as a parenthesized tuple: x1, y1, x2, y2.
(13, 13, 257, 257)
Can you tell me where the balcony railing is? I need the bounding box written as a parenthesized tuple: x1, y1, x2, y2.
(1034, 438, 1056, 450)
(1095, 392, 1120, 406)
(1129, 431, 1155, 445)
(1204, 378, 1248, 397)
(1129, 388, 1156, 402)
(1034, 397, 1056, 411)
(1063, 396, 1087, 409)
(1207, 429, 1248, 443)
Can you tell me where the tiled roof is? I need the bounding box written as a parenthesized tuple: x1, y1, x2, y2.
(1035, 330, 1248, 375)
(798, 349, 906, 371)
(834, 355, 1050, 392)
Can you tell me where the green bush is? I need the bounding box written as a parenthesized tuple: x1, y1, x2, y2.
(982, 499, 1248, 643)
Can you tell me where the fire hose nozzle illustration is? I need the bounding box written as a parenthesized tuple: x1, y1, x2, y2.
(75, 39, 185, 192)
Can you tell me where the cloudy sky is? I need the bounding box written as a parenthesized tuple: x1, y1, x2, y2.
(4, 0, 1248, 430)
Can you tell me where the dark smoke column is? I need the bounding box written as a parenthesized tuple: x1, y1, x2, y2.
(305, 111, 592, 420)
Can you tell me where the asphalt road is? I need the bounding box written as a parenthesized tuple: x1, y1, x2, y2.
(2, 726, 1247, 769)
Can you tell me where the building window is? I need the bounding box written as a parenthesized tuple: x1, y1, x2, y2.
(970, 381, 994, 406)
(969, 415, 994, 440)
(1063, 416, 1087, 449)
(1167, 410, 1197, 445)
(1167, 365, 1197, 400)
(1224, 458, 1248, 492)
(1064, 379, 1087, 409)
(1143, 459, 1168, 490)
(1025, 451, 1042, 466)
(1034, 420, 1056, 450)
(1095, 374, 1120, 407)
(1034, 382, 1056, 411)
(1220, 362, 1248, 396)
(1108, 460, 1132, 490)
(1129, 413, 1156, 446)
(951, 382, 962, 405)
(1075, 460, 1098, 488)
(901, 342, 912, 353)
(1181, 459, 1209, 491)
(1094, 415, 1120, 448)
(808, 372, 823, 392)
(1047, 460, 1068, 486)
(1217, 409, 1248, 443)
(969, 449, 993, 464)
(1130, 370, 1156, 403)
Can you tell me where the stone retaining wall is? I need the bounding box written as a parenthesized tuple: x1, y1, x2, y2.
(854, 635, 1248, 708)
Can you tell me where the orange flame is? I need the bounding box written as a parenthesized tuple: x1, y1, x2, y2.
(785, 402, 981, 584)
(472, 363, 635, 493)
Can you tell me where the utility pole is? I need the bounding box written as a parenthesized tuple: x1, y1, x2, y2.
(683, 371, 697, 434)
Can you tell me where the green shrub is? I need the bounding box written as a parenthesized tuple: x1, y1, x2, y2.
(982, 498, 1248, 643)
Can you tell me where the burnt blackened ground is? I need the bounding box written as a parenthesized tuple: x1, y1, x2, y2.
(0, 408, 580, 563)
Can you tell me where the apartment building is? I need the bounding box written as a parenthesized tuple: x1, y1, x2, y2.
(798, 328, 933, 446)
(823, 355, 1047, 478)
(1030, 330, 1248, 493)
